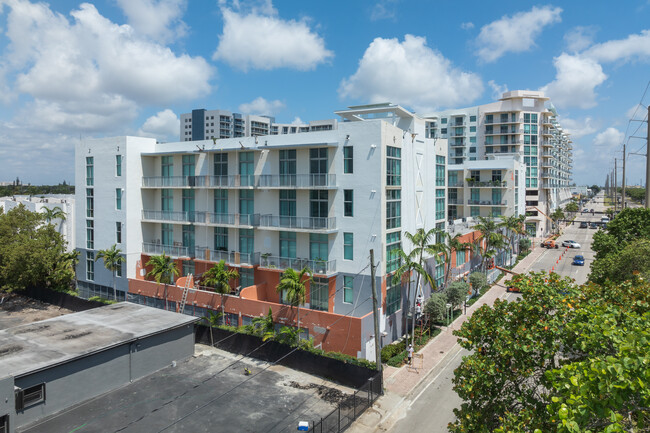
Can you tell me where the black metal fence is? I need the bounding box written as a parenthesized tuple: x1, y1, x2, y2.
(308, 372, 382, 433)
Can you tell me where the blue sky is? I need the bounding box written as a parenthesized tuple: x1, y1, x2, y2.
(1, 0, 649, 186)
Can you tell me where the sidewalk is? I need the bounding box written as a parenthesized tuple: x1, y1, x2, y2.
(348, 245, 547, 432)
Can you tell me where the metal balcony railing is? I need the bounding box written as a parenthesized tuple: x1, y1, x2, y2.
(259, 215, 336, 231)
(142, 210, 206, 223)
(206, 213, 260, 226)
(467, 200, 507, 206)
(257, 174, 336, 188)
(258, 256, 336, 274)
(142, 242, 188, 258)
(195, 248, 260, 266)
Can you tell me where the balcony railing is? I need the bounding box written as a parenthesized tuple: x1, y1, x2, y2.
(448, 198, 461, 205)
(258, 256, 336, 274)
(142, 176, 196, 188)
(142, 210, 206, 223)
(257, 174, 336, 188)
(142, 242, 188, 258)
(195, 248, 260, 266)
(466, 180, 507, 187)
(205, 175, 256, 188)
(259, 215, 336, 231)
(448, 181, 464, 187)
(206, 213, 260, 227)
(467, 200, 507, 206)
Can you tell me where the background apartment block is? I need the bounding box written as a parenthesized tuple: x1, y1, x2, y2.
(423, 90, 573, 236)
(180, 108, 337, 141)
(76, 107, 448, 358)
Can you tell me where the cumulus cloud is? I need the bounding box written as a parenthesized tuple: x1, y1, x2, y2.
(488, 80, 508, 100)
(561, 116, 598, 139)
(291, 117, 303, 125)
(213, 6, 333, 71)
(626, 103, 648, 121)
(138, 109, 179, 140)
(475, 6, 562, 62)
(540, 53, 607, 109)
(593, 127, 624, 148)
(115, 0, 187, 43)
(339, 35, 483, 113)
(584, 29, 650, 63)
(238, 97, 285, 115)
(564, 26, 597, 52)
(572, 127, 624, 185)
(370, 0, 399, 21)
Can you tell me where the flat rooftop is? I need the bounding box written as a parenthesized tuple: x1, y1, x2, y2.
(0, 302, 198, 378)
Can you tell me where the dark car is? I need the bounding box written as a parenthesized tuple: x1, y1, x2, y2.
(579, 221, 588, 228)
(573, 255, 585, 266)
(590, 222, 598, 229)
(590, 208, 594, 213)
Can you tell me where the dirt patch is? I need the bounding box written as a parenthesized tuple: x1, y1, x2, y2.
(0, 292, 72, 329)
(286, 381, 355, 408)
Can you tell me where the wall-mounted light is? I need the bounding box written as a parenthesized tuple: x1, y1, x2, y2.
(370, 144, 377, 149)
(345, 135, 350, 140)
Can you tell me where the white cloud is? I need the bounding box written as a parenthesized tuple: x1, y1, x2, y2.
(593, 127, 624, 148)
(238, 97, 285, 115)
(115, 0, 187, 43)
(291, 117, 303, 125)
(540, 53, 607, 109)
(475, 6, 562, 62)
(460, 22, 474, 30)
(1, 1, 212, 132)
(584, 29, 650, 63)
(572, 127, 624, 185)
(213, 6, 333, 71)
(564, 26, 596, 52)
(561, 116, 598, 139)
(138, 109, 179, 140)
(370, 0, 399, 21)
(487, 80, 508, 100)
(339, 35, 483, 113)
(626, 103, 647, 121)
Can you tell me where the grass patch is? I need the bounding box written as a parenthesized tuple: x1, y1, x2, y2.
(88, 296, 117, 304)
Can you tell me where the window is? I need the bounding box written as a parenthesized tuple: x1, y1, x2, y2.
(86, 251, 94, 280)
(469, 147, 476, 153)
(344, 189, 353, 217)
(436, 155, 445, 186)
(116, 222, 122, 244)
(436, 190, 445, 220)
(182, 154, 195, 177)
(86, 188, 94, 218)
(16, 383, 46, 410)
(469, 115, 477, 122)
(214, 189, 227, 214)
(386, 231, 401, 273)
(86, 157, 94, 186)
(491, 207, 502, 217)
(343, 276, 353, 304)
(162, 223, 173, 246)
(386, 146, 401, 186)
(441, 117, 447, 124)
(344, 232, 353, 260)
(343, 146, 353, 173)
(456, 250, 466, 266)
(214, 227, 228, 251)
(524, 113, 531, 123)
(471, 188, 480, 202)
(310, 277, 328, 311)
(310, 148, 328, 174)
(309, 233, 328, 261)
(182, 189, 195, 221)
(182, 225, 195, 254)
(492, 170, 502, 182)
(240, 190, 253, 215)
(531, 113, 538, 123)
(386, 277, 401, 315)
(115, 188, 122, 210)
(240, 228, 254, 255)
(280, 231, 296, 258)
(240, 267, 254, 288)
(279, 190, 296, 219)
(485, 114, 493, 124)
(86, 220, 94, 249)
(182, 260, 195, 277)
(116, 261, 122, 278)
(386, 189, 401, 229)
(0, 414, 7, 433)
(214, 153, 228, 177)
(161, 189, 173, 213)
(310, 190, 328, 223)
(470, 206, 480, 217)
(116, 155, 122, 176)
(469, 126, 476, 133)
(162, 156, 173, 178)
(441, 128, 447, 135)
(279, 149, 296, 185)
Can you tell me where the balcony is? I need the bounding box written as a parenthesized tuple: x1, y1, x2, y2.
(258, 256, 336, 275)
(142, 210, 206, 224)
(467, 200, 507, 206)
(142, 176, 196, 188)
(142, 242, 188, 258)
(196, 248, 260, 266)
(142, 175, 256, 188)
(448, 198, 462, 205)
(448, 181, 464, 188)
(466, 180, 507, 188)
(206, 213, 260, 227)
(257, 174, 336, 189)
(258, 215, 337, 232)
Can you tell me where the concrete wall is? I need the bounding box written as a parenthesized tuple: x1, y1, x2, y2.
(0, 376, 14, 433)
(11, 324, 194, 431)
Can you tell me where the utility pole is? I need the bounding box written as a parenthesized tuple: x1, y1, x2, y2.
(622, 143, 626, 209)
(647, 105, 650, 208)
(614, 158, 618, 212)
(369, 249, 382, 378)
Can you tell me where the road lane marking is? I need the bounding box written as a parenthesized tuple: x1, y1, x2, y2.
(409, 346, 465, 408)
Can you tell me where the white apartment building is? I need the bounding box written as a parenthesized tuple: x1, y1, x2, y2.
(423, 90, 573, 236)
(180, 108, 338, 141)
(75, 104, 448, 356)
(0, 195, 75, 252)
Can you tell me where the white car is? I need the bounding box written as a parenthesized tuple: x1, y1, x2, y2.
(562, 240, 581, 248)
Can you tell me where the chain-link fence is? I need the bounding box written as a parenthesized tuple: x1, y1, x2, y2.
(308, 372, 382, 432)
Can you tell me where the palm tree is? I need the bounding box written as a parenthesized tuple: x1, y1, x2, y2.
(473, 215, 508, 272)
(252, 307, 276, 341)
(202, 260, 239, 325)
(500, 214, 526, 257)
(276, 267, 312, 344)
(41, 206, 66, 233)
(550, 209, 565, 233)
(96, 244, 125, 301)
(434, 232, 473, 289)
(146, 253, 180, 310)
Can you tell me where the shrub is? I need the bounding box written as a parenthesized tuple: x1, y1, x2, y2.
(446, 281, 468, 309)
(425, 292, 447, 323)
(381, 340, 406, 363)
(519, 238, 531, 252)
(469, 272, 487, 295)
(88, 296, 116, 304)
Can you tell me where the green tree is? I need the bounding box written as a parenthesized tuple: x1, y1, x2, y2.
(276, 267, 312, 344)
(449, 273, 650, 433)
(202, 260, 239, 325)
(436, 232, 472, 289)
(424, 292, 447, 323)
(146, 253, 179, 310)
(473, 215, 507, 272)
(445, 281, 467, 310)
(469, 271, 487, 296)
(95, 244, 125, 301)
(0, 205, 72, 292)
(499, 214, 526, 256)
(550, 208, 565, 233)
(252, 307, 276, 341)
(41, 206, 66, 224)
(564, 201, 579, 216)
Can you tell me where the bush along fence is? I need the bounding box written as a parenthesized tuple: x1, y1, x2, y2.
(308, 372, 382, 433)
(20, 286, 106, 311)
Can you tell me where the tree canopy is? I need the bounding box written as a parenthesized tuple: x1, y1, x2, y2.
(450, 272, 650, 433)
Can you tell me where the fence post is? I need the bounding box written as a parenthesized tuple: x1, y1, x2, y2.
(320, 417, 323, 433)
(338, 405, 341, 431)
(353, 391, 356, 419)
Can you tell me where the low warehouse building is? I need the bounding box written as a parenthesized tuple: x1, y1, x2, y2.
(0, 302, 198, 433)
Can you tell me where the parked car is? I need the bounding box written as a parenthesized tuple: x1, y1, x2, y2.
(573, 255, 585, 266)
(601, 217, 610, 223)
(590, 222, 598, 229)
(541, 240, 559, 249)
(579, 221, 588, 228)
(582, 208, 589, 213)
(562, 240, 581, 248)
(590, 208, 595, 213)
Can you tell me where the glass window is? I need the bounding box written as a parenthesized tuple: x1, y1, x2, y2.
(486, 114, 493, 124)
(344, 189, 353, 217)
(279, 149, 296, 177)
(162, 223, 173, 246)
(386, 231, 401, 273)
(436, 155, 445, 186)
(214, 153, 228, 177)
(240, 267, 254, 288)
(470, 206, 480, 217)
(161, 189, 173, 213)
(116, 261, 122, 278)
(116, 222, 122, 244)
(456, 250, 466, 266)
(214, 189, 227, 214)
(436, 189, 445, 220)
(343, 276, 353, 304)
(239, 152, 254, 186)
(343, 146, 353, 174)
(162, 156, 173, 178)
(469, 115, 477, 122)
(469, 126, 476, 133)
(309, 233, 328, 261)
(182, 225, 195, 253)
(240, 229, 254, 255)
(310, 190, 328, 219)
(214, 227, 228, 251)
(86, 251, 94, 281)
(386, 189, 401, 229)
(86, 188, 94, 218)
(309, 148, 328, 174)
(441, 117, 447, 124)
(86, 157, 94, 186)
(344, 232, 353, 260)
(279, 190, 296, 218)
(86, 220, 94, 249)
(115, 188, 122, 210)
(386, 277, 401, 315)
(310, 277, 328, 311)
(116, 155, 122, 176)
(182, 260, 195, 277)
(240, 190, 254, 215)
(531, 114, 538, 123)
(182, 154, 195, 177)
(386, 146, 401, 186)
(524, 113, 531, 123)
(441, 128, 447, 135)
(280, 231, 296, 258)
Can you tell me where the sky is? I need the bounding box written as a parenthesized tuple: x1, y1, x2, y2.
(0, 0, 649, 186)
